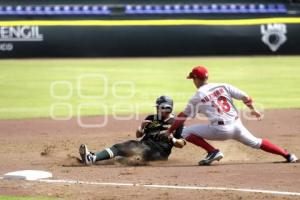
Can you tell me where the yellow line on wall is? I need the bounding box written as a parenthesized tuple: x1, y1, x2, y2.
(0, 18, 300, 26)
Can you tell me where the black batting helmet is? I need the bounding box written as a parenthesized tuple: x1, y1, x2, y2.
(155, 95, 173, 112)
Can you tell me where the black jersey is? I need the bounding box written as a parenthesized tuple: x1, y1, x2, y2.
(141, 114, 183, 158)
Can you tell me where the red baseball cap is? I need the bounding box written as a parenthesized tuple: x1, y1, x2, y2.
(187, 66, 209, 80)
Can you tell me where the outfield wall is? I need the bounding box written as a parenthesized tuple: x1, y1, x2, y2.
(1, 20, 300, 57)
(0, 2, 300, 57)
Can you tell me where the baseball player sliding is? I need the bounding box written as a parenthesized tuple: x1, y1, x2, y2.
(79, 96, 186, 165)
(166, 66, 298, 165)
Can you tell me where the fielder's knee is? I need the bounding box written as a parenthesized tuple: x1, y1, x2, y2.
(182, 128, 192, 139)
(243, 138, 262, 149)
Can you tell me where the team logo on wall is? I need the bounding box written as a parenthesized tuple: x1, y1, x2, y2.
(260, 24, 287, 52)
(0, 26, 43, 51)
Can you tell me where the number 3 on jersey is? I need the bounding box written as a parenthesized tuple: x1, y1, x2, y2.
(212, 96, 231, 114)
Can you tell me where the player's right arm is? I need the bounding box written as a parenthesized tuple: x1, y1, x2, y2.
(136, 120, 152, 138)
(136, 115, 153, 138)
(136, 128, 144, 138)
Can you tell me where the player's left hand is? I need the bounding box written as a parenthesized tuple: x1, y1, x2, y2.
(250, 109, 261, 120)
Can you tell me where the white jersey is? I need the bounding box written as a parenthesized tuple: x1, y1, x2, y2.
(184, 83, 247, 123)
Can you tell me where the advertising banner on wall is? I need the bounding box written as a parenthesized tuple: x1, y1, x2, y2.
(0, 19, 299, 57)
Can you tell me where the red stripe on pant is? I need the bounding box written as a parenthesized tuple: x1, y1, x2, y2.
(186, 134, 217, 153)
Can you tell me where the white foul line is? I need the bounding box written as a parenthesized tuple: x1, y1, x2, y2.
(143, 184, 300, 196)
(34, 178, 300, 196)
(1, 176, 300, 196)
(38, 179, 134, 187)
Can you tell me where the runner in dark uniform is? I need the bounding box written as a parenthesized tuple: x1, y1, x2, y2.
(79, 96, 186, 165)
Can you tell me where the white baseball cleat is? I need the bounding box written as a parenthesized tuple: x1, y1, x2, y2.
(286, 154, 298, 163)
(199, 150, 224, 166)
(79, 144, 96, 165)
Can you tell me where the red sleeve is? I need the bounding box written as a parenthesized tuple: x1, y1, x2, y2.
(168, 112, 187, 135)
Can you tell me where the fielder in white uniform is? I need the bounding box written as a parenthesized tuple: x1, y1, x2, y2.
(167, 66, 298, 165)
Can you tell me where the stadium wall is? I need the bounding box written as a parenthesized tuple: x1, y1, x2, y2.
(0, 20, 300, 57)
(0, 1, 299, 57)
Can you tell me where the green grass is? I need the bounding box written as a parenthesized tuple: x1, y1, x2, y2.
(0, 196, 55, 200)
(0, 56, 300, 119)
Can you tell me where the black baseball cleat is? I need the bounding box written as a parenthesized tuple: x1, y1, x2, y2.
(198, 150, 224, 166)
(79, 144, 96, 165)
(286, 154, 298, 163)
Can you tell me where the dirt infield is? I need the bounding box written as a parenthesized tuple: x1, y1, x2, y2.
(0, 109, 300, 200)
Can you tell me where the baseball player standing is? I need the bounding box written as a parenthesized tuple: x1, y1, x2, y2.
(166, 66, 298, 165)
